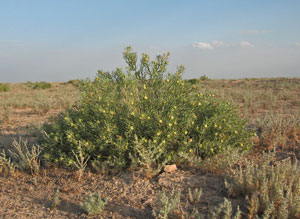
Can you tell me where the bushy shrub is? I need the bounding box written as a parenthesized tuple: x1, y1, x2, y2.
(39, 47, 253, 169)
(0, 83, 10, 92)
(200, 74, 210, 81)
(186, 78, 199, 85)
(26, 81, 51, 89)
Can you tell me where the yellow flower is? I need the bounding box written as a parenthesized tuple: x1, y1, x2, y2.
(174, 131, 177, 135)
(130, 126, 134, 130)
(166, 79, 170, 83)
(157, 131, 161, 136)
(214, 124, 217, 128)
(131, 111, 135, 116)
(153, 140, 157, 143)
(234, 130, 238, 134)
(168, 123, 172, 127)
(130, 101, 134, 105)
(184, 130, 188, 134)
(167, 134, 171, 138)
(84, 142, 89, 147)
(189, 149, 193, 153)
(204, 124, 208, 128)
(210, 148, 214, 152)
(147, 116, 151, 120)
(110, 111, 115, 116)
(143, 84, 147, 89)
(170, 115, 174, 120)
(159, 119, 163, 124)
(130, 92, 133, 96)
(198, 102, 201, 106)
(144, 96, 148, 100)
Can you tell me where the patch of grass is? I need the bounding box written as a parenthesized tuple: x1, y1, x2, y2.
(0, 83, 10, 92)
(0, 150, 16, 176)
(9, 137, 42, 175)
(82, 192, 109, 216)
(152, 188, 181, 219)
(225, 152, 300, 218)
(26, 81, 52, 90)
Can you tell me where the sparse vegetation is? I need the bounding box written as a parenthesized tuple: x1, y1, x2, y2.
(26, 81, 52, 90)
(9, 138, 41, 175)
(0, 48, 299, 218)
(82, 192, 109, 216)
(0, 83, 9, 92)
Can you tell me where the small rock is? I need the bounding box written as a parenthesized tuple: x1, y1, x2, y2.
(164, 164, 177, 173)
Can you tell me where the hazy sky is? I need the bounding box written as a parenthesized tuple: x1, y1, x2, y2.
(1, 0, 300, 82)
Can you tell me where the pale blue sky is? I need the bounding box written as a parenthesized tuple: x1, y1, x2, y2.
(1, 0, 300, 82)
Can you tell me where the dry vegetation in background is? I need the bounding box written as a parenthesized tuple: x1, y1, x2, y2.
(0, 77, 299, 218)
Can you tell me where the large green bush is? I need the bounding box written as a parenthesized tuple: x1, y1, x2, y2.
(40, 47, 253, 169)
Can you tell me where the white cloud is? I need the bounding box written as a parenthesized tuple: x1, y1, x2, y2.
(240, 41, 254, 48)
(296, 42, 300, 47)
(193, 42, 213, 50)
(211, 40, 226, 47)
(240, 30, 272, 35)
(193, 40, 254, 49)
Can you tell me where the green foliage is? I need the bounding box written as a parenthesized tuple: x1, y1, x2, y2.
(200, 75, 210, 81)
(52, 188, 61, 208)
(210, 198, 241, 219)
(186, 78, 199, 85)
(0, 83, 10, 92)
(82, 192, 109, 216)
(225, 153, 300, 218)
(26, 81, 51, 89)
(39, 46, 253, 169)
(0, 150, 16, 175)
(152, 188, 181, 219)
(9, 138, 41, 175)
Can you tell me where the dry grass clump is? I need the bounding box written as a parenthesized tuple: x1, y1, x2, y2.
(225, 152, 300, 218)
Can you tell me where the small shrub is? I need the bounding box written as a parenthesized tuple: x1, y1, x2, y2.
(210, 198, 241, 219)
(39, 47, 253, 169)
(0, 150, 16, 175)
(186, 78, 199, 85)
(82, 192, 109, 216)
(152, 188, 181, 219)
(9, 138, 41, 175)
(0, 83, 9, 92)
(26, 81, 51, 89)
(188, 187, 202, 204)
(200, 75, 210, 81)
(52, 188, 61, 208)
(225, 153, 300, 218)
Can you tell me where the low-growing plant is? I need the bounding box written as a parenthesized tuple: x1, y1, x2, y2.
(129, 135, 169, 175)
(0, 150, 16, 175)
(186, 78, 199, 85)
(210, 198, 241, 219)
(26, 81, 51, 89)
(225, 152, 300, 218)
(71, 142, 90, 181)
(188, 187, 202, 204)
(200, 75, 210, 81)
(9, 138, 41, 175)
(82, 192, 109, 216)
(152, 188, 181, 219)
(0, 83, 10, 92)
(255, 112, 300, 151)
(52, 188, 61, 209)
(39, 47, 253, 169)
